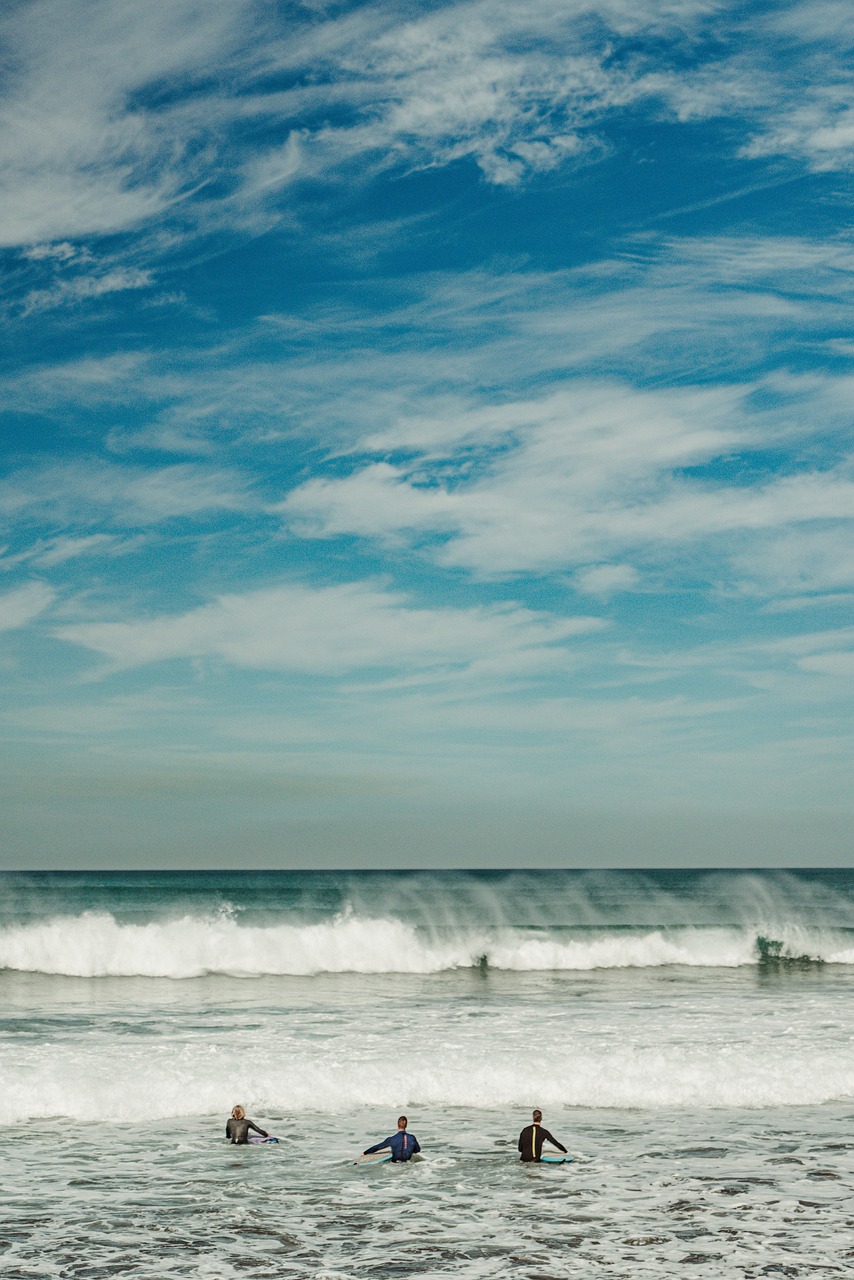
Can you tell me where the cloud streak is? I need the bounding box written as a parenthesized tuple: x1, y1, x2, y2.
(55, 580, 602, 679)
(0, 581, 55, 631)
(3, 0, 853, 257)
(2, 1, 853, 856)
(280, 380, 854, 580)
(0, 460, 250, 528)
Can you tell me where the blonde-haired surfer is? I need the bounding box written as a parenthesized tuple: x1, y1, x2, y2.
(226, 1105, 269, 1144)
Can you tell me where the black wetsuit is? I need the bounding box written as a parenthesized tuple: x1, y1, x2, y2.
(518, 1122, 567, 1163)
(226, 1117, 268, 1144)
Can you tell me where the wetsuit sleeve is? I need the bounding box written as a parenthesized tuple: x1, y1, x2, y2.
(541, 1128, 567, 1153)
(247, 1120, 268, 1137)
(411, 1135, 421, 1154)
(226, 1120, 233, 1139)
(363, 1137, 393, 1155)
(517, 1129, 525, 1153)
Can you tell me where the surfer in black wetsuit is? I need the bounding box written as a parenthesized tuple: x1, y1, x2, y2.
(518, 1109, 568, 1163)
(226, 1104, 269, 1144)
(363, 1115, 421, 1162)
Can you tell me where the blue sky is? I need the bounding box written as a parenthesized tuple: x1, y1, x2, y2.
(1, 0, 853, 867)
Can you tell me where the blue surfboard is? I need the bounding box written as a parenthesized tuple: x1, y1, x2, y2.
(354, 1149, 393, 1166)
(539, 1143, 570, 1164)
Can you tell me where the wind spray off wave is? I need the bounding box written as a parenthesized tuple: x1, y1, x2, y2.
(0, 908, 850, 977)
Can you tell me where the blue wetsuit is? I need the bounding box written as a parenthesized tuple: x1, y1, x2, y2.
(363, 1130, 421, 1161)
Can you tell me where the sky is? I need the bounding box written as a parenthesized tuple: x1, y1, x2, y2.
(1, 0, 853, 868)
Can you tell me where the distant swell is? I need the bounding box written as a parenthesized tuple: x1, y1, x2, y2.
(0, 911, 851, 977)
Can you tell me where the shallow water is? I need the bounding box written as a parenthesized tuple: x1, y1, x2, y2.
(2, 870, 854, 1277)
(6, 1107, 854, 1278)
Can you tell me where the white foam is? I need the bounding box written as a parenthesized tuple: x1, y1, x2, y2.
(0, 911, 843, 977)
(6, 1032, 854, 1124)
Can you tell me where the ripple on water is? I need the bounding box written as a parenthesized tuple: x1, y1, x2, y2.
(5, 1109, 854, 1278)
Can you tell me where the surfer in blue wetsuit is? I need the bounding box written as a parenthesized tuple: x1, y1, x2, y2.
(226, 1104, 268, 1144)
(518, 1109, 568, 1163)
(363, 1115, 421, 1162)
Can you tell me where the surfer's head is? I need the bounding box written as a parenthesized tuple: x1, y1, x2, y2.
(232, 1105, 245, 1120)
(397, 1116, 408, 1130)
(532, 1109, 542, 1123)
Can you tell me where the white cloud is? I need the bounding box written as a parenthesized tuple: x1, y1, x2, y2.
(0, 0, 248, 245)
(4, 353, 155, 410)
(0, 460, 249, 527)
(751, 623, 854, 679)
(237, 0, 729, 195)
(0, 581, 55, 630)
(3, 0, 849, 254)
(575, 564, 640, 597)
(280, 379, 854, 577)
(743, 103, 854, 171)
(0, 534, 142, 569)
(21, 268, 153, 315)
(54, 580, 602, 677)
(732, 528, 854, 598)
(798, 651, 854, 675)
(736, 1, 854, 171)
(23, 241, 78, 261)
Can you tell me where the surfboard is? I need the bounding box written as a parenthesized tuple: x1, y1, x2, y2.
(354, 1149, 393, 1166)
(539, 1142, 570, 1164)
(248, 1135, 280, 1144)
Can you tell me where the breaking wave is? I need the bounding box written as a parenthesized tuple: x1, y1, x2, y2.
(7, 1025, 854, 1123)
(0, 910, 851, 977)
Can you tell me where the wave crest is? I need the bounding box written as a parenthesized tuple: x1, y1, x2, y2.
(0, 911, 852, 977)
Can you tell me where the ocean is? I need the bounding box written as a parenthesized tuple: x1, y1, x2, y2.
(2, 868, 853, 1278)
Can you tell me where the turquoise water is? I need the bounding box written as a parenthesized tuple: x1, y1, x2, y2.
(2, 869, 854, 1277)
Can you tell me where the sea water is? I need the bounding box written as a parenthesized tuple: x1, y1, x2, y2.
(2, 869, 853, 1278)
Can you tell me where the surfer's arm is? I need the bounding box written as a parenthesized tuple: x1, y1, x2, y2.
(247, 1120, 268, 1137)
(410, 1135, 421, 1154)
(541, 1128, 567, 1153)
(363, 1137, 392, 1154)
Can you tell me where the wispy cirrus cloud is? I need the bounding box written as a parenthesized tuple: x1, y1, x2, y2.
(733, 528, 854, 601)
(0, 0, 248, 245)
(54, 580, 602, 679)
(279, 379, 854, 580)
(20, 267, 153, 316)
(0, 581, 55, 630)
(0, 533, 143, 570)
(0, 460, 250, 528)
(3, 0, 853, 260)
(7, 228, 844, 459)
(740, 0, 854, 170)
(4, 227, 849, 609)
(3, 1, 854, 857)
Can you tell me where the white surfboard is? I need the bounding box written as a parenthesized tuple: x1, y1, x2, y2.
(540, 1141, 570, 1164)
(354, 1149, 393, 1166)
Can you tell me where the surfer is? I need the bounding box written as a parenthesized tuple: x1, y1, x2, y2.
(362, 1115, 421, 1162)
(226, 1104, 269, 1144)
(517, 1109, 568, 1163)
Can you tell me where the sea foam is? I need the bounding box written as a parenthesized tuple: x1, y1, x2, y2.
(0, 909, 845, 977)
(8, 1030, 854, 1124)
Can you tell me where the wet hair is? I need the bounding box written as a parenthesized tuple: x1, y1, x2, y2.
(397, 1116, 408, 1128)
(232, 1105, 245, 1120)
(532, 1109, 542, 1122)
